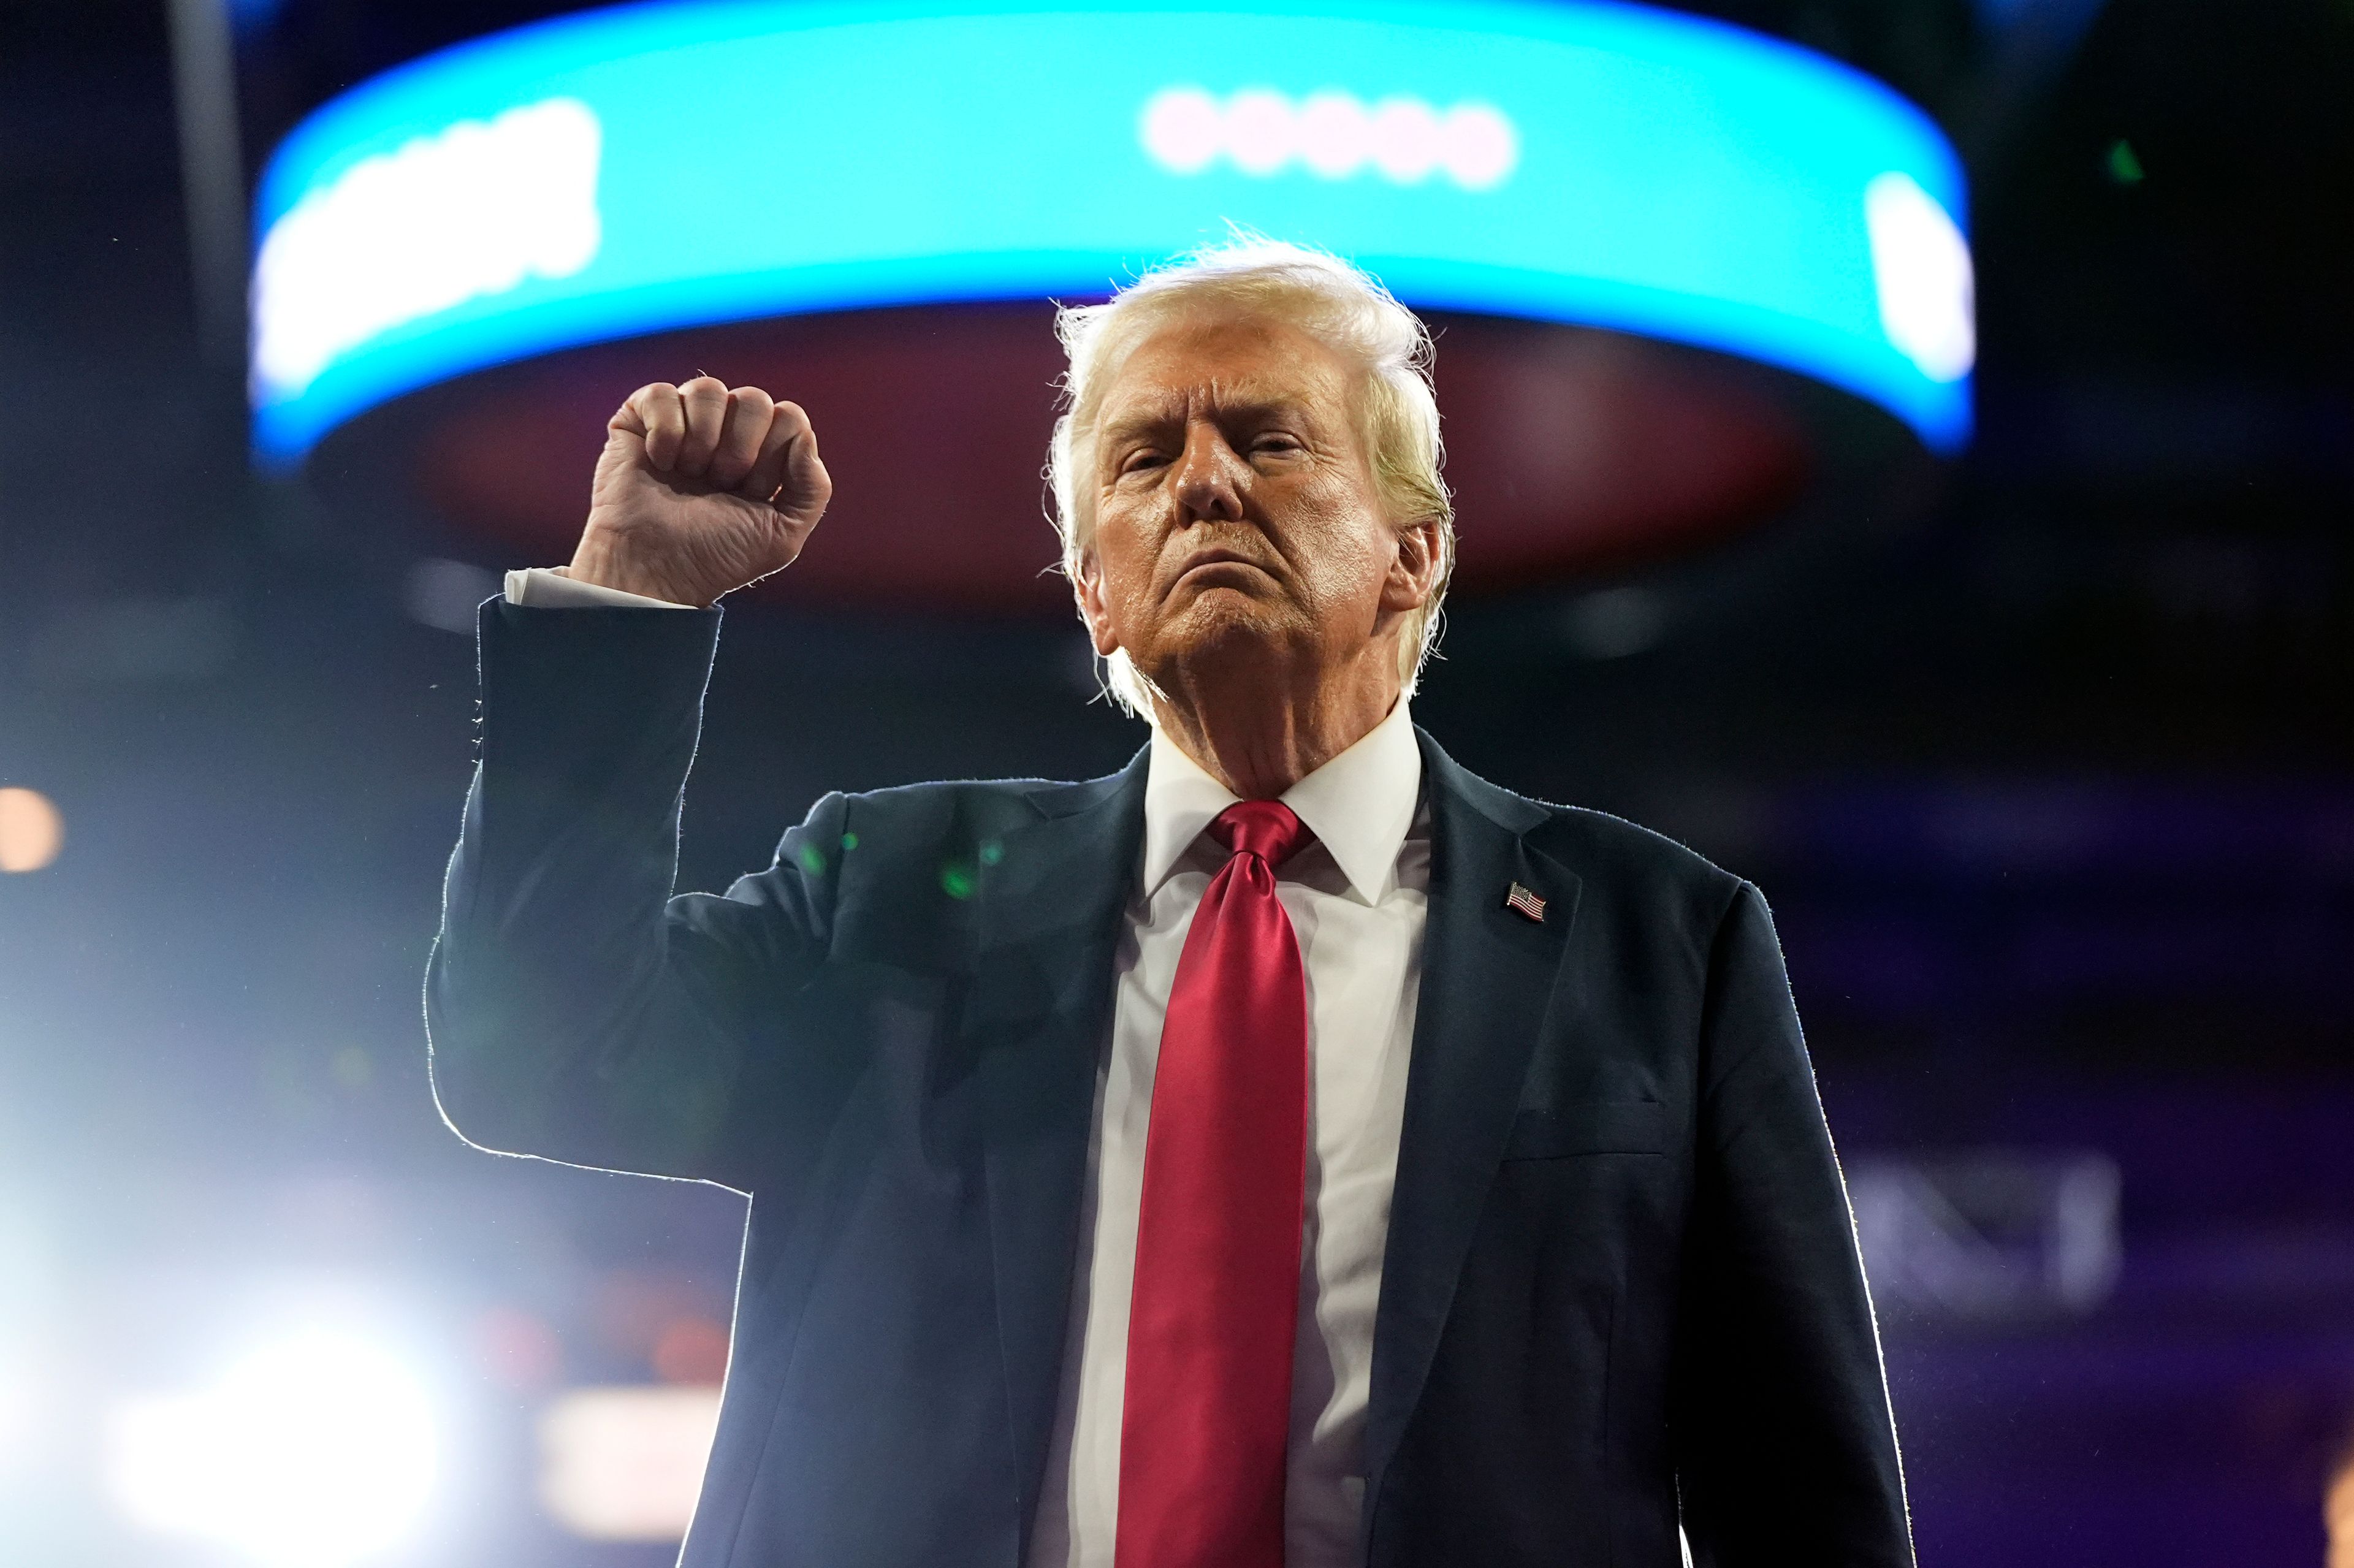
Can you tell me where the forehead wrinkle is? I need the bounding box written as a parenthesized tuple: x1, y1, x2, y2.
(1098, 368, 1335, 443)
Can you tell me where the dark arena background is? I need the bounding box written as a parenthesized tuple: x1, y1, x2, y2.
(3, 0, 2351, 1563)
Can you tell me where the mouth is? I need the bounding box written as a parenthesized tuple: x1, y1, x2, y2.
(1170, 549, 1270, 592)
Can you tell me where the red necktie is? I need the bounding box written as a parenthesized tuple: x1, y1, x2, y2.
(1116, 800, 1315, 1568)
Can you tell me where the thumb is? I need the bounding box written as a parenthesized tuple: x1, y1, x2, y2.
(782, 429, 829, 514)
(745, 403, 828, 514)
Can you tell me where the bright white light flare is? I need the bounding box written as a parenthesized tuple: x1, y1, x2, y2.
(105, 1331, 438, 1566)
(251, 97, 603, 401)
(1865, 171, 1976, 381)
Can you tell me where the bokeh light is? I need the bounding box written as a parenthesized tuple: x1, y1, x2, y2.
(0, 787, 63, 873)
(536, 1387, 720, 1542)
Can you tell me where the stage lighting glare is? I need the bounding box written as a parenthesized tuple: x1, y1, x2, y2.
(1439, 104, 1518, 190)
(1295, 89, 1370, 177)
(0, 787, 64, 873)
(1369, 96, 1444, 184)
(252, 96, 601, 401)
(251, 1, 1975, 460)
(0, 1351, 39, 1480)
(1138, 86, 1222, 174)
(538, 1385, 720, 1542)
(1865, 171, 1976, 382)
(105, 1331, 438, 1565)
(1139, 86, 1515, 191)
(1225, 88, 1298, 175)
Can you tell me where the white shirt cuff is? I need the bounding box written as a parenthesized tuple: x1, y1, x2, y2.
(503, 566, 698, 610)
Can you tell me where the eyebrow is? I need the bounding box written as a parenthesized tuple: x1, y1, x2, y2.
(1095, 390, 1317, 449)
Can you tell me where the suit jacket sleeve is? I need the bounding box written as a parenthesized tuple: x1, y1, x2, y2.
(424, 598, 844, 1191)
(1672, 881, 1913, 1567)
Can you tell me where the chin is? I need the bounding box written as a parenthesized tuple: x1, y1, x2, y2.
(1175, 585, 1272, 637)
(1146, 593, 1298, 679)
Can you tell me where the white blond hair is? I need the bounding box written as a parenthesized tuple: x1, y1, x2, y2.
(1046, 237, 1455, 718)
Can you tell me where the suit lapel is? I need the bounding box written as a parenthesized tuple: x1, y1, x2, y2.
(958, 731, 1583, 1552)
(967, 749, 1148, 1547)
(1360, 730, 1584, 1532)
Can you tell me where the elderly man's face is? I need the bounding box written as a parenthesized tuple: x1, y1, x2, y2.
(1075, 310, 1433, 706)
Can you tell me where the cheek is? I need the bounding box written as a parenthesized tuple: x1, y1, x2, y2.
(1290, 484, 1395, 604)
(1089, 516, 1158, 623)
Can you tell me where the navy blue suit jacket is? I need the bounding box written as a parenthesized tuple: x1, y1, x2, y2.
(426, 600, 1913, 1567)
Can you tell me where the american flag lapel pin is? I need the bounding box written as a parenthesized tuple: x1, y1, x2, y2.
(1504, 881, 1547, 923)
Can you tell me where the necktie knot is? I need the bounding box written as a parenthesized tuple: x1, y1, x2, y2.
(1209, 800, 1313, 868)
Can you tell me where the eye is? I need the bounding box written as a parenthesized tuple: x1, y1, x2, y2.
(1119, 448, 1169, 476)
(1252, 433, 1303, 455)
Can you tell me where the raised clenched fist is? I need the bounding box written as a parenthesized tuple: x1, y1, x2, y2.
(568, 376, 832, 607)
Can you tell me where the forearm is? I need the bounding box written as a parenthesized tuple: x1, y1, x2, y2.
(427, 365, 832, 1182)
(425, 595, 745, 1178)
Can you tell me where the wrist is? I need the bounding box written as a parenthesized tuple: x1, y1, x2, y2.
(566, 531, 710, 607)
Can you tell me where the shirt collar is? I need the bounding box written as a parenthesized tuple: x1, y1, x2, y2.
(1141, 696, 1423, 905)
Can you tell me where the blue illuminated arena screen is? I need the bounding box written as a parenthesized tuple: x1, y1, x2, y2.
(249, 0, 1974, 465)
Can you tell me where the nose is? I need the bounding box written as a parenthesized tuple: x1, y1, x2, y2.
(1171, 419, 1246, 524)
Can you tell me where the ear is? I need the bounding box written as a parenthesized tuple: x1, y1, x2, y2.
(1072, 550, 1122, 657)
(1379, 516, 1446, 615)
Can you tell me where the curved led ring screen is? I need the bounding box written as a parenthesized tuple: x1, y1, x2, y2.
(250, 0, 1973, 467)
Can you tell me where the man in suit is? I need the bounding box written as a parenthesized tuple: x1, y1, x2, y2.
(426, 239, 1911, 1567)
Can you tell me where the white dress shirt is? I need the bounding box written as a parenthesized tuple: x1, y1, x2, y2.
(505, 566, 1430, 1567)
(1029, 695, 1428, 1568)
